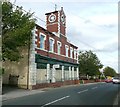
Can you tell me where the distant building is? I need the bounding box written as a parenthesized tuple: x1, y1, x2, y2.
(3, 7, 79, 89)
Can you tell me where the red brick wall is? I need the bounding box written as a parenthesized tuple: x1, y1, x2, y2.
(46, 12, 58, 25)
(32, 80, 79, 89)
(35, 48, 77, 64)
(35, 28, 78, 64)
(47, 24, 58, 33)
(60, 23, 66, 36)
(46, 12, 59, 33)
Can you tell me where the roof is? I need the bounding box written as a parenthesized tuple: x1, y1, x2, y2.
(35, 24, 78, 49)
(45, 11, 58, 15)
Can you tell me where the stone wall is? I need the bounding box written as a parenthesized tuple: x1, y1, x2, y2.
(36, 69, 47, 83)
(55, 69, 62, 81)
(2, 46, 29, 89)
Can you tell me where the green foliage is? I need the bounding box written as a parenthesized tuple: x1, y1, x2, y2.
(100, 76, 106, 80)
(2, 2, 36, 61)
(103, 66, 117, 77)
(0, 68, 4, 75)
(78, 50, 103, 76)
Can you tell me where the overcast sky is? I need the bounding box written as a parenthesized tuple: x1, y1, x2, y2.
(10, 0, 119, 73)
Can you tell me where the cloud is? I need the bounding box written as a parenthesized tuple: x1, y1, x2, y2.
(10, 0, 120, 3)
(10, 0, 118, 72)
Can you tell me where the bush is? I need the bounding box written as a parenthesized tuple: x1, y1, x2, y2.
(0, 68, 4, 75)
(101, 77, 106, 80)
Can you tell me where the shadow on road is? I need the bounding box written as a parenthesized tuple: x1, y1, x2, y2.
(2, 84, 27, 95)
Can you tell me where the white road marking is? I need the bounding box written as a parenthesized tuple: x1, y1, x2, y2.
(78, 89, 88, 94)
(41, 95, 70, 107)
(92, 87, 98, 89)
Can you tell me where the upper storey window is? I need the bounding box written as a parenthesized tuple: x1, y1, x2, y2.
(70, 47, 73, 58)
(57, 41, 61, 55)
(74, 49, 77, 59)
(65, 45, 69, 57)
(40, 33, 46, 50)
(49, 37, 54, 52)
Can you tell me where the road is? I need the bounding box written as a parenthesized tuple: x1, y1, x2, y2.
(2, 83, 119, 106)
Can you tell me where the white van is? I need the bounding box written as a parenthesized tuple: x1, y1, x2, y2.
(112, 77, 120, 84)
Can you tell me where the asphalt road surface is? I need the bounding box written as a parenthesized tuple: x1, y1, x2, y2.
(2, 83, 119, 106)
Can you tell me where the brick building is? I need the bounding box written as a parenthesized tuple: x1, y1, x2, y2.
(29, 7, 79, 89)
(3, 7, 79, 89)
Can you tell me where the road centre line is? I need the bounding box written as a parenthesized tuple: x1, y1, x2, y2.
(78, 89, 88, 94)
(92, 87, 98, 89)
(41, 95, 70, 107)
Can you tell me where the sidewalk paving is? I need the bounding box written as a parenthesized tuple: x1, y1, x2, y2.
(113, 91, 120, 105)
(2, 87, 45, 101)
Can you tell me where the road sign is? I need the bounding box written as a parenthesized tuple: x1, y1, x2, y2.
(53, 64, 60, 68)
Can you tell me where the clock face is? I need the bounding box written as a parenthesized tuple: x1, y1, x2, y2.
(48, 14, 56, 22)
(61, 14, 65, 25)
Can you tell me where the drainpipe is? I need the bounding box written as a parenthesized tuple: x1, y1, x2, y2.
(27, 35, 30, 89)
(27, 31, 32, 89)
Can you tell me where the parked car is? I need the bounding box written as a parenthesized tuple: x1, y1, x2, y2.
(105, 79, 112, 83)
(112, 77, 120, 84)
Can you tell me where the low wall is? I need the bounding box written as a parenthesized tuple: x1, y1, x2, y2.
(81, 79, 105, 84)
(83, 80, 95, 84)
(32, 80, 79, 89)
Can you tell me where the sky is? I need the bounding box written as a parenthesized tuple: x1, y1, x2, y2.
(9, 0, 119, 73)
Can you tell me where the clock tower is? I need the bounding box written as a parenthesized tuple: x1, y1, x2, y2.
(45, 7, 66, 37)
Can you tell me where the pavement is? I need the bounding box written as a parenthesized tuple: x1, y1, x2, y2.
(2, 86, 45, 101)
(1, 82, 119, 105)
(113, 91, 119, 105)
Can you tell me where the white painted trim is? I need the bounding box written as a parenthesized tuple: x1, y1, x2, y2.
(65, 45, 69, 57)
(49, 37, 55, 44)
(57, 41, 62, 55)
(49, 37, 55, 52)
(46, 22, 59, 26)
(57, 41, 62, 46)
(70, 47, 73, 58)
(48, 13, 56, 23)
(35, 47, 78, 61)
(58, 11, 60, 38)
(39, 32, 46, 50)
(65, 45, 69, 48)
(60, 33, 66, 38)
(40, 32, 46, 40)
(74, 49, 77, 60)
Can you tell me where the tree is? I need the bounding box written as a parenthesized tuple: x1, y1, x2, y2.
(78, 50, 103, 77)
(103, 66, 117, 77)
(2, 2, 36, 61)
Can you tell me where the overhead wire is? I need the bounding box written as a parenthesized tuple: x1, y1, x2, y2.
(11, 1, 117, 59)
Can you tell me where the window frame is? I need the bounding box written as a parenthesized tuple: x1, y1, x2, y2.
(65, 45, 69, 57)
(70, 47, 73, 58)
(39, 33, 46, 50)
(74, 49, 77, 59)
(57, 41, 62, 55)
(49, 37, 55, 52)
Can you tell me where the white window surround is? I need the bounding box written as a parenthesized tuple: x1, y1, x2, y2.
(35, 47, 78, 61)
(57, 41, 62, 46)
(57, 41, 62, 55)
(74, 49, 77, 59)
(40, 32, 46, 40)
(70, 47, 73, 58)
(65, 45, 69, 57)
(49, 37, 55, 52)
(39, 32, 46, 50)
